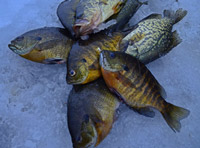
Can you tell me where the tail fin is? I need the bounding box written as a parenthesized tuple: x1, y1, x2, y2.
(161, 102, 190, 132)
(163, 8, 187, 24)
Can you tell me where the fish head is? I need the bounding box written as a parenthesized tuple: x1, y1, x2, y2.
(66, 55, 89, 85)
(73, 2, 102, 37)
(72, 115, 97, 148)
(8, 35, 42, 55)
(99, 50, 126, 72)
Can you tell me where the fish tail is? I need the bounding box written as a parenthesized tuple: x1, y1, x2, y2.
(161, 102, 190, 132)
(163, 8, 187, 24)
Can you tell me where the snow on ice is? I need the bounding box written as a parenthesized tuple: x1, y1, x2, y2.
(0, 0, 199, 148)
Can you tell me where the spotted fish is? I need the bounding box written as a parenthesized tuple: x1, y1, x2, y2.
(120, 8, 187, 64)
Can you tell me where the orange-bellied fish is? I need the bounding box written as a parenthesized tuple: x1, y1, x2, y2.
(67, 78, 120, 148)
(100, 50, 190, 132)
(8, 27, 73, 64)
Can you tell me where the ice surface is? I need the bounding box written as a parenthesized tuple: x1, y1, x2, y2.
(0, 0, 199, 148)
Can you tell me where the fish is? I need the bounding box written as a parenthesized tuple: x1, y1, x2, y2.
(66, 32, 124, 85)
(120, 8, 187, 64)
(8, 27, 74, 64)
(57, 0, 80, 38)
(73, 0, 126, 37)
(67, 78, 120, 148)
(107, 0, 148, 32)
(100, 50, 190, 132)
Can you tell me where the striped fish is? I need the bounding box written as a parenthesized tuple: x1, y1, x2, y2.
(100, 50, 190, 132)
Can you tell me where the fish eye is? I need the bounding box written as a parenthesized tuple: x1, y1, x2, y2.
(82, 58, 87, 63)
(35, 37, 42, 41)
(109, 52, 115, 59)
(16, 36, 24, 41)
(69, 70, 76, 77)
(123, 65, 129, 71)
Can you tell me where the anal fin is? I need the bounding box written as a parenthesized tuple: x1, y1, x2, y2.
(133, 107, 155, 118)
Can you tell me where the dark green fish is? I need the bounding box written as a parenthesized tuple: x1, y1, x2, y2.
(120, 8, 187, 64)
(107, 0, 148, 32)
(100, 50, 190, 132)
(8, 27, 73, 64)
(57, 0, 80, 38)
(67, 78, 120, 148)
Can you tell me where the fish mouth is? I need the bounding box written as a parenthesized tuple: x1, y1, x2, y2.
(73, 19, 92, 37)
(66, 69, 88, 85)
(8, 43, 36, 55)
(67, 75, 88, 85)
(74, 11, 102, 37)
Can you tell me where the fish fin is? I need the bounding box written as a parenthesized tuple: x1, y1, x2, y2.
(94, 20, 117, 33)
(139, 13, 162, 22)
(90, 112, 103, 124)
(36, 39, 61, 51)
(158, 84, 167, 99)
(42, 58, 65, 64)
(134, 107, 155, 118)
(162, 102, 190, 132)
(171, 30, 182, 48)
(158, 30, 182, 57)
(112, 1, 124, 14)
(163, 8, 187, 24)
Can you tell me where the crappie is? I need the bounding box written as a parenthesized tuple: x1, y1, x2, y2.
(67, 78, 120, 148)
(73, 0, 126, 37)
(57, 0, 80, 38)
(100, 50, 190, 132)
(8, 27, 73, 64)
(66, 32, 124, 85)
(120, 8, 187, 64)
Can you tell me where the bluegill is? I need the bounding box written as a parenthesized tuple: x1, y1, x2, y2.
(67, 78, 120, 148)
(66, 32, 124, 85)
(100, 50, 190, 132)
(8, 27, 73, 64)
(121, 8, 187, 64)
(73, 0, 126, 37)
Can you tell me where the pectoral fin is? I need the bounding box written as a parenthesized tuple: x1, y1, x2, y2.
(134, 107, 155, 118)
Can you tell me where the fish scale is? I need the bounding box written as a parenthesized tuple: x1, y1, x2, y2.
(121, 9, 187, 64)
(100, 50, 190, 132)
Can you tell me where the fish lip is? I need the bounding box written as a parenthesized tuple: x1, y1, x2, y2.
(8, 41, 38, 55)
(73, 19, 91, 36)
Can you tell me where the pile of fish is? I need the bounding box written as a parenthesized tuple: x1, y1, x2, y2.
(8, 0, 190, 147)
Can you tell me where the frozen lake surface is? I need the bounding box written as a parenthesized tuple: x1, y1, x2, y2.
(0, 0, 199, 148)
